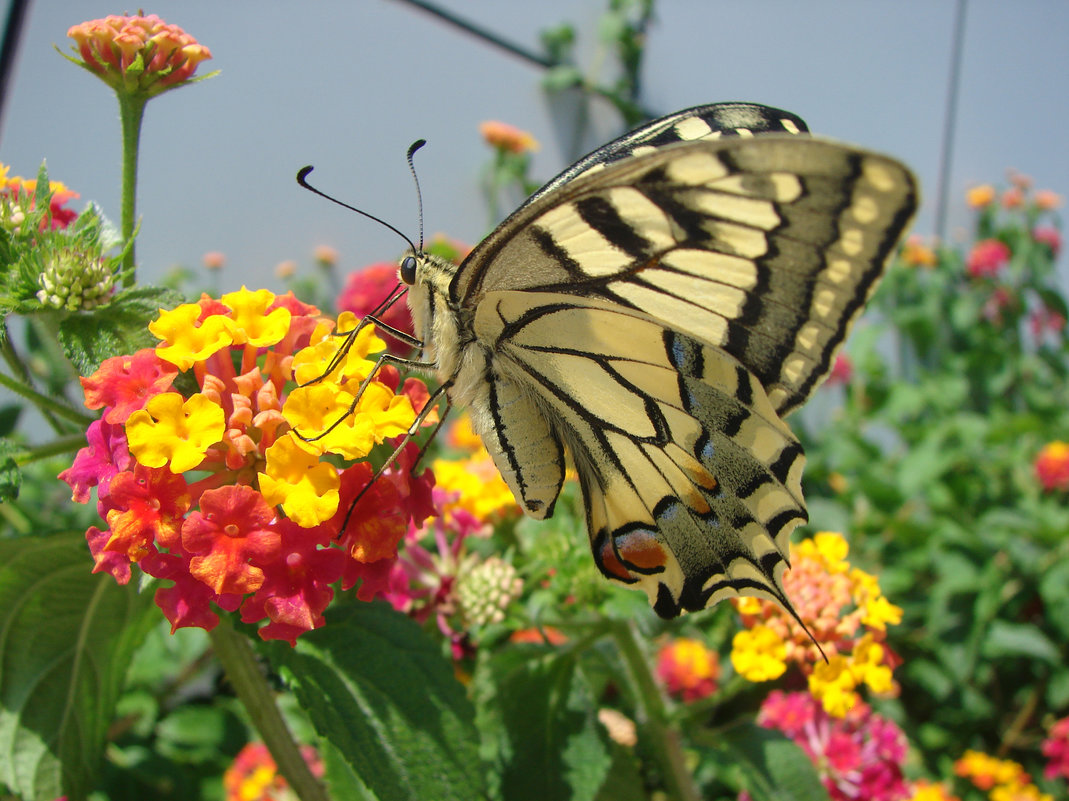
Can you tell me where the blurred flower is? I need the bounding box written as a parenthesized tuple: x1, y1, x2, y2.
(827, 353, 852, 385)
(456, 556, 523, 627)
(954, 751, 1026, 792)
(426, 233, 472, 264)
(275, 260, 297, 279)
(66, 14, 212, 97)
(1, 168, 80, 230)
(510, 626, 568, 645)
(1042, 715, 1069, 780)
(1035, 441, 1069, 492)
(1032, 226, 1062, 257)
(480, 120, 540, 154)
(1007, 169, 1033, 190)
(902, 235, 938, 268)
(1030, 305, 1066, 342)
(598, 708, 637, 747)
(982, 286, 1018, 326)
(62, 289, 434, 643)
(1001, 187, 1024, 209)
(759, 691, 909, 801)
(966, 184, 996, 209)
(1035, 189, 1063, 210)
(657, 637, 721, 701)
(336, 262, 415, 354)
(732, 532, 901, 717)
(223, 742, 323, 801)
(313, 244, 338, 266)
(907, 780, 961, 801)
(967, 239, 1011, 278)
(202, 251, 226, 270)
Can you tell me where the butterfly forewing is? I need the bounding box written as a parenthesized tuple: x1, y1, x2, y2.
(412, 103, 917, 619)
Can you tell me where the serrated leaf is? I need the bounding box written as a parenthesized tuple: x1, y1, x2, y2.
(260, 600, 483, 801)
(58, 286, 183, 374)
(980, 620, 1060, 664)
(472, 644, 612, 801)
(714, 724, 829, 801)
(0, 532, 159, 801)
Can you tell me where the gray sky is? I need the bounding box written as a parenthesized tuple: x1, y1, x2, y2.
(2, 1, 1067, 289)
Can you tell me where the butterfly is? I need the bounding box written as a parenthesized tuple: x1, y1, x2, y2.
(348, 102, 917, 620)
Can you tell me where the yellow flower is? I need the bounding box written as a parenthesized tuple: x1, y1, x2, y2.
(808, 654, 859, 717)
(432, 450, 517, 522)
(730, 624, 788, 682)
(861, 592, 903, 631)
(150, 303, 234, 370)
(907, 780, 961, 801)
(258, 433, 340, 526)
(126, 392, 225, 473)
(902, 235, 938, 268)
(222, 287, 291, 348)
(850, 634, 894, 693)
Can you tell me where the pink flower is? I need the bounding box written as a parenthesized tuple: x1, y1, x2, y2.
(1042, 716, 1069, 780)
(758, 691, 909, 801)
(967, 239, 1011, 278)
(827, 353, 853, 386)
(337, 263, 416, 354)
(1035, 442, 1069, 492)
(1033, 226, 1062, 257)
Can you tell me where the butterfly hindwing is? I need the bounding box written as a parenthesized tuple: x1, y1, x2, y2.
(473, 292, 806, 615)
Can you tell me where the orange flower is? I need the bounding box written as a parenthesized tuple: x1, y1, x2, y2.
(657, 637, 721, 701)
(966, 184, 996, 208)
(479, 120, 540, 154)
(902, 235, 938, 267)
(66, 14, 212, 96)
(1035, 441, 1069, 492)
(1035, 189, 1063, 210)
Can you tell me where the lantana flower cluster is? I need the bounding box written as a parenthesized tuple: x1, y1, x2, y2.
(65, 13, 213, 96)
(954, 750, 1052, 801)
(1034, 441, 1069, 492)
(730, 531, 902, 717)
(759, 690, 910, 801)
(223, 742, 323, 801)
(0, 163, 80, 231)
(61, 287, 435, 643)
(656, 637, 722, 702)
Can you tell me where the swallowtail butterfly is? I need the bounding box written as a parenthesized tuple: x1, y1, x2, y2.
(381, 102, 916, 618)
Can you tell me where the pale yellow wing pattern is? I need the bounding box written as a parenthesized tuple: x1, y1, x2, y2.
(472, 291, 807, 616)
(454, 136, 918, 417)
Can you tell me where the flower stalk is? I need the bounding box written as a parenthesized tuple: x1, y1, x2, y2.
(208, 620, 330, 801)
(118, 92, 147, 284)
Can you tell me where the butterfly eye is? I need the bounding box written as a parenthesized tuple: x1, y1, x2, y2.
(399, 255, 418, 285)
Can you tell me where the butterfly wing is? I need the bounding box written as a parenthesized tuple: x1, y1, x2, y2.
(440, 117, 917, 617)
(454, 135, 917, 416)
(473, 291, 806, 616)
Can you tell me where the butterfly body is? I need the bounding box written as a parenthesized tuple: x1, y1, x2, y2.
(401, 103, 918, 618)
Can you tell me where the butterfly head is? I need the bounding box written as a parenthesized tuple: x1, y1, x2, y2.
(398, 248, 462, 369)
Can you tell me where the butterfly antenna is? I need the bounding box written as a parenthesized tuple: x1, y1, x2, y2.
(406, 139, 427, 252)
(296, 166, 418, 254)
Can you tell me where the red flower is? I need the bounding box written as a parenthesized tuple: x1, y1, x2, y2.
(966, 239, 1011, 278)
(101, 464, 191, 560)
(59, 418, 132, 503)
(181, 486, 282, 595)
(336, 263, 416, 354)
(656, 638, 721, 701)
(1035, 442, 1069, 492)
(1043, 716, 1069, 780)
(826, 353, 853, 386)
(80, 349, 178, 424)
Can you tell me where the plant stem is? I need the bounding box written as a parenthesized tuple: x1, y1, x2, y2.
(209, 619, 330, 801)
(117, 92, 147, 286)
(0, 367, 93, 426)
(611, 620, 701, 801)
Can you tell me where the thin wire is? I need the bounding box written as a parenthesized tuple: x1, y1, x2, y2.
(933, 0, 968, 241)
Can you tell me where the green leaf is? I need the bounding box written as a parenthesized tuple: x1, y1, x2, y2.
(58, 285, 183, 374)
(472, 644, 611, 801)
(713, 723, 829, 801)
(0, 436, 22, 501)
(980, 620, 1060, 664)
(0, 532, 159, 801)
(260, 600, 483, 801)
(542, 65, 584, 92)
